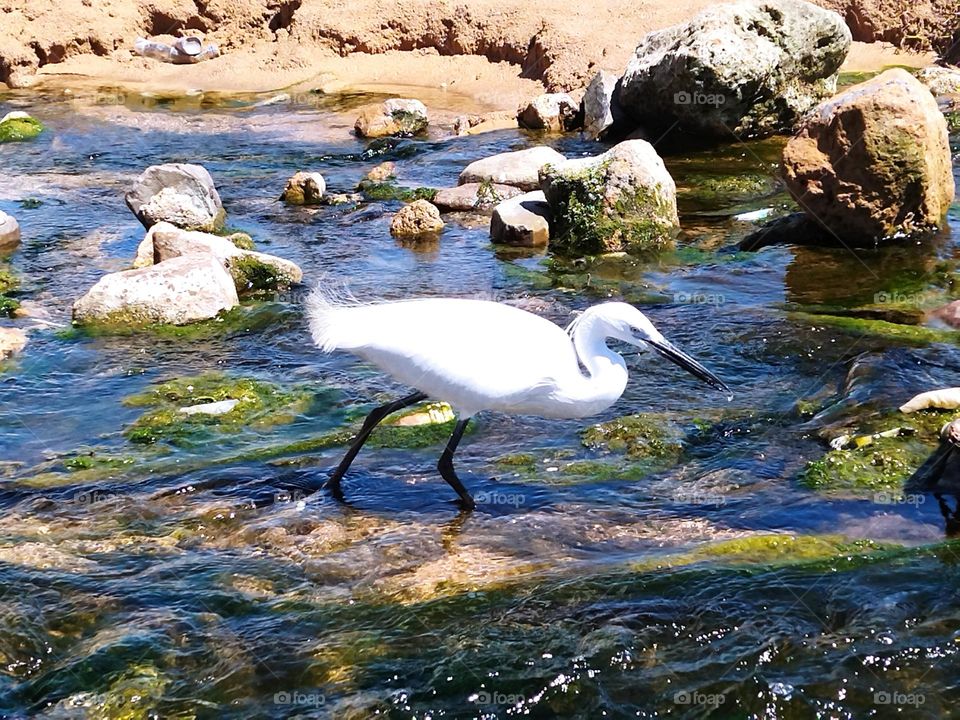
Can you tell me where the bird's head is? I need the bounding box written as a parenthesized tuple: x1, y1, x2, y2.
(591, 302, 732, 395)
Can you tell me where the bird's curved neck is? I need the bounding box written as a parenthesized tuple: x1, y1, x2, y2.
(567, 313, 628, 413)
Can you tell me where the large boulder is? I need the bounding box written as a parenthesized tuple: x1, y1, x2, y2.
(539, 140, 679, 255)
(0, 211, 20, 251)
(490, 191, 551, 248)
(126, 163, 225, 232)
(459, 147, 566, 192)
(73, 254, 239, 326)
(433, 183, 524, 212)
(355, 99, 428, 138)
(781, 68, 955, 242)
(619, 0, 851, 138)
(134, 222, 302, 292)
(390, 200, 445, 238)
(517, 93, 580, 132)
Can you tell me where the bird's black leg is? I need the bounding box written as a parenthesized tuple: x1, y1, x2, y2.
(326, 391, 427, 498)
(438, 418, 476, 510)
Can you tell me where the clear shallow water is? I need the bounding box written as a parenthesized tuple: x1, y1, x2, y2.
(0, 88, 957, 718)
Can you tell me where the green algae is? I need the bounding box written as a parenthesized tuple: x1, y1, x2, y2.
(228, 255, 297, 294)
(64, 301, 291, 338)
(581, 413, 685, 459)
(123, 373, 315, 446)
(0, 116, 44, 143)
(96, 664, 169, 720)
(356, 180, 436, 203)
(789, 311, 960, 345)
(802, 409, 960, 493)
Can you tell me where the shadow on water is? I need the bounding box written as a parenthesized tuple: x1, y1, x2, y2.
(0, 91, 956, 717)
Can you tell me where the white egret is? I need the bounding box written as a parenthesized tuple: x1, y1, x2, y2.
(307, 291, 730, 508)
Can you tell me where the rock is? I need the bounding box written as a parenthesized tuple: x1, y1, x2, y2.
(517, 93, 579, 132)
(929, 300, 960, 329)
(781, 68, 955, 242)
(917, 65, 960, 99)
(354, 99, 428, 138)
(389, 200, 444, 238)
(619, 0, 851, 138)
(539, 139, 679, 255)
(899, 387, 960, 413)
(72, 254, 239, 326)
(0, 327, 27, 360)
(433, 183, 524, 212)
(135, 222, 302, 292)
(0, 112, 43, 142)
(453, 112, 516, 136)
(583, 70, 626, 140)
(364, 162, 396, 183)
(490, 191, 551, 248)
(459, 146, 566, 192)
(125, 163, 225, 232)
(280, 171, 325, 205)
(0, 211, 20, 251)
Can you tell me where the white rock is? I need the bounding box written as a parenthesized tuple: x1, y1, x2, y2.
(179, 399, 240, 416)
(125, 163, 225, 231)
(72, 254, 239, 326)
(0, 210, 20, 250)
(459, 146, 566, 191)
(490, 191, 551, 247)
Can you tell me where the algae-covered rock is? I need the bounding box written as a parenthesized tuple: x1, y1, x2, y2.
(356, 180, 436, 203)
(281, 171, 326, 205)
(124, 372, 314, 446)
(354, 98, 428, 138)
(97, 664, 168, 720)
(539, 140, 679, 255)
(582, 413, 685, 459)
(782, 68, 955, 242)
(0, 112, 43, 142)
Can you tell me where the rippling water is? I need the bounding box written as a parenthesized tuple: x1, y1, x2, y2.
(0, 85, 958, 718)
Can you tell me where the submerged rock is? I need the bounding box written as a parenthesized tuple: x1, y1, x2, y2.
(782, 68, 955, 242)
(72, 254, 239, 326)
(917, 65, 960, 99)
(618, 0, 850, 138)
(0, 327, 26, 360)
(928, 300, 960, 329)
(136, 222, 302, 293)
(433, 182, 523, 212)
(0, 210, 20, 251)
(459, 146, 566, 192)
(389, 199, 444, 238)
(125, 163, 225, 232)
(363, 161, 396, 183)
(354, 98, 428, 138)
(452, 111, 516, 136)
(539, 139, 679, 255)
(0, 111, 43, 142)
(582, 70, 626, 140)
(517, 93, 580, 132)
(490, 191, 551, 247)
(280, 171, 325, 205)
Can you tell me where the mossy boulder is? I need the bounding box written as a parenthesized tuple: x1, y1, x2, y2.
(0, 112, 43, 142)
(124, 372, 315, 446)
(354, 99, 428, 138)
(356, 180, 436, 203)
(281, 171, 326, 205)
(540, 140, 679, 256)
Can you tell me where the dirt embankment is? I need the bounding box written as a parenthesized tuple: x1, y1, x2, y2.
(0, 0, 955, 101)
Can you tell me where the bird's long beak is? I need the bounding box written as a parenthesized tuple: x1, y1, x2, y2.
(646, 338, 732, 395)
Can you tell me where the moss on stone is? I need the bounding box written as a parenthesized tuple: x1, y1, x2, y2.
(0, 267, 18, 294)
(546, 159, 676, 256)
(124, 373, 314, 446)
(581, 413, 685, 459)
(228, 255, 296, 294)
(0, 296, 19, 317)
(790, 312, 960, 345)
(226, 232, 255, 250)
(65, 301, 286, 338)
(97, 664, 168, 720)
(0, 116, 44, 143)
(357, 180, 437, 203)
